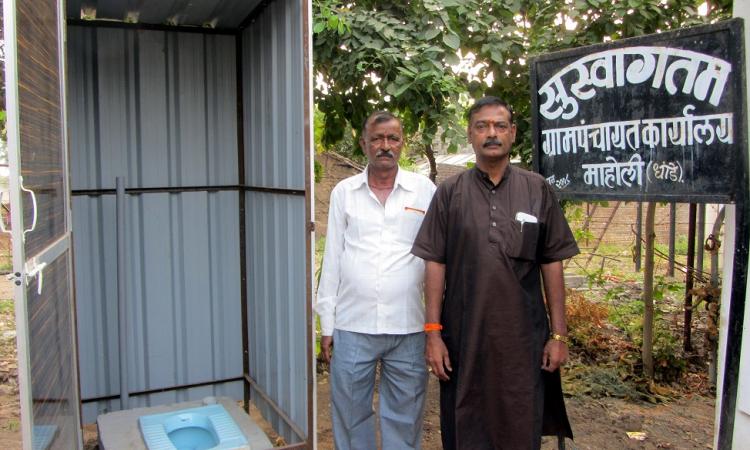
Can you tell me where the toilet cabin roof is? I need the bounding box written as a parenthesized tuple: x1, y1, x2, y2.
(66, 0, 267, 31)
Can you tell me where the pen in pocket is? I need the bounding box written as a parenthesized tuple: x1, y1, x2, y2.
(405, 206, 426, 215)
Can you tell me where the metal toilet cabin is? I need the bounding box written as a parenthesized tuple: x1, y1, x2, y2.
(3, 0, 315, 448)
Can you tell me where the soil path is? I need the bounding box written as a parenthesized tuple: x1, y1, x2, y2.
(316, 372, 715, 450)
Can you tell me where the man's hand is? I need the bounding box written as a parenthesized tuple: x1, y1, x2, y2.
(425, 333, 452, 381)
(541, 339, 568, 372)
(320, 335, 333, 363)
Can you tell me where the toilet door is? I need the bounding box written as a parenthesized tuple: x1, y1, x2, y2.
(3, 0, 83, 449)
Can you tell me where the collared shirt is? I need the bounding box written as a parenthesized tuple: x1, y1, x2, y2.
(315, 167, 436, 336)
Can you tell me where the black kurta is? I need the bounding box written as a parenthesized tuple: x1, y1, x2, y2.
(412, 166, 579, 450)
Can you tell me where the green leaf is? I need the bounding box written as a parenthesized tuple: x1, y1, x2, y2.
(371, 20, 385, 33)
(423, 27, 441, 40)
(397, 66, 416, 77)
(444, 53, 460, 66)
(416, 70, 436, 81)
(390, 81, 413, 98)
(442, 33, 460, 50)
(490, 50, 503, 65)
(313, 22, 326, 33)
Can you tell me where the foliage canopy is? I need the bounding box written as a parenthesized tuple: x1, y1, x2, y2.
(313, 0, 732, 167)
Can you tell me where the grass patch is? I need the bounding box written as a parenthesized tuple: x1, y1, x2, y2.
(654, 235, 693, 258)
(0, 298, 13, 315)
(1, 419, 20, 432)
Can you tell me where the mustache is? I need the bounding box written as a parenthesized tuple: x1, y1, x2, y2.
(376, 151, 394, 158)
(483, 139, 502, 147)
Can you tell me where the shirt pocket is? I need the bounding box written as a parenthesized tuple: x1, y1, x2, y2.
(400, 207, 426, 241)
(505, 220, 540, 261)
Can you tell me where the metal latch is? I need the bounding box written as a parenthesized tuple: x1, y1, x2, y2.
(5, 269, 42, 295)
(23, 258, 47, 295)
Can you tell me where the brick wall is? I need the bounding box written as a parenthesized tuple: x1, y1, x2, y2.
(314, 152, 363, 236)
(568, 202, 723, 249)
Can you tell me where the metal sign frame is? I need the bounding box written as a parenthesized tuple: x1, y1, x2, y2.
(531, 19, 746, 204)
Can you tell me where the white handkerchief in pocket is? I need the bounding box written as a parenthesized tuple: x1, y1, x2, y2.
(515, 212, 538, 224)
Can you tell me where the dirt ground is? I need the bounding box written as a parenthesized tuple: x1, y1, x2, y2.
(0, 277, 21, 449)
(314, 369, 715, 450)
(0, 273, 717, 449)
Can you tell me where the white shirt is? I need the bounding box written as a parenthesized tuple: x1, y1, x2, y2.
(315, 167, 436, 336)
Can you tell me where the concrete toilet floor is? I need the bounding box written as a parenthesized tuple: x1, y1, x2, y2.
(97, 397, 272, 450)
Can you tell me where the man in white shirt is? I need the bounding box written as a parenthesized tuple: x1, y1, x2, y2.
(315, 111, 436, 449)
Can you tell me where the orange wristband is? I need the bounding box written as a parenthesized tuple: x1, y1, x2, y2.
(424, 323, 443, 332)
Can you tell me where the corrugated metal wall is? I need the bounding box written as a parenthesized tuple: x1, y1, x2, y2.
(67, 26, 244, 423)
(242, 0, 310, 443)
(67, 27, 239, 190)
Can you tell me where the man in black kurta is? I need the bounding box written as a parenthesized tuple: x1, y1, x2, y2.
(412, 97, 579, 449)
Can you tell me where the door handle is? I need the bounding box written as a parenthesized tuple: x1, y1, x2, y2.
(18, 176, 37, 243)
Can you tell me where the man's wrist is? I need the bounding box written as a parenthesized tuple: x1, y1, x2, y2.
(424, 322, 443, 332)
(426, 332, 443, 341)
(549, 333, 569, 345)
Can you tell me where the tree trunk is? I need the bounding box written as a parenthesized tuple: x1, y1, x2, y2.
(424, 143, 437, 182)
(642, 202, 656, 379)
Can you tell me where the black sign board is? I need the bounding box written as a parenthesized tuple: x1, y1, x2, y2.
(531, 19, 746, 203)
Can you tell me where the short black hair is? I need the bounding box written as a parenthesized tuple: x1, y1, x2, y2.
(362, 110, 401, 136)
(466, 96, 514, 124)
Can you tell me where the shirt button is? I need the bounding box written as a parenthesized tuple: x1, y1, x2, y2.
(492, 205, 497, 210)
(491, 221, 497, 227)
(491, 190, 496, 194)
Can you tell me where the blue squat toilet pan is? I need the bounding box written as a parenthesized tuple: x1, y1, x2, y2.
(139, 404, 250, 450)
